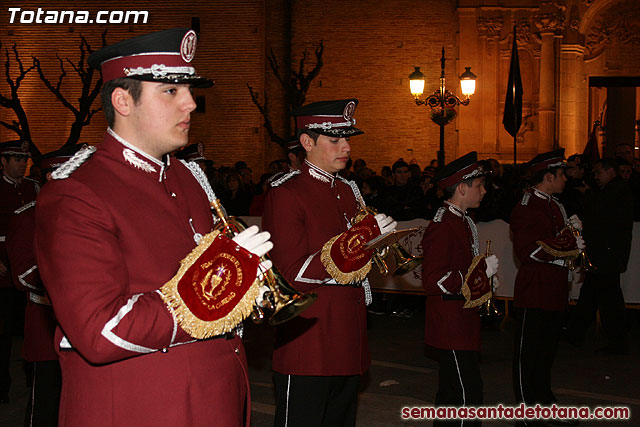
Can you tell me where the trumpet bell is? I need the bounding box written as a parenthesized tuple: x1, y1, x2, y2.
(264, 265, 317, 326)
(269, 293, 318, 325)
(581, 252, 597, 273)
(390, 243, 423, 276)
(478, 298, 502, 319)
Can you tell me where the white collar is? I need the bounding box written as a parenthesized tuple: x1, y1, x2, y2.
(444, 201, 466, 217)
(2, 174, 21, 185)
(108, 128, 170, 182)
(107, 128, 168, 168)
(533, 188, 552, 200)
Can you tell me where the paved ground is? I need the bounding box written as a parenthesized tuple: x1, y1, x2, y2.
(1, 298, 638, 426)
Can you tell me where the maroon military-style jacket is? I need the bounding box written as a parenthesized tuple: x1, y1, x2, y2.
(35, 132, 250, 427)
(0, 174, 39, 289)
(510, 189, 571, 312)
(262, 160, 370, 376)
(421, 203, 483, 352)
(6, 202, 57, 362)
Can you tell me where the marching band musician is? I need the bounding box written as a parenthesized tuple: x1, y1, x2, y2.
(6, 145, 85, 425)
(510, 149, 582, 426)
(175, 141, 208, 172)
(421, 151, 499, 426)
(34, 28, 273, 426)
(0, 139, 39, 403)
(262, 99, 397, 427)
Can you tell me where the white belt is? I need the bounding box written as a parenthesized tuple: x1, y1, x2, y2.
(29, 292, 50, 306)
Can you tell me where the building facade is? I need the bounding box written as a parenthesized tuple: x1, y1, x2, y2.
(1, 0, 639, 173)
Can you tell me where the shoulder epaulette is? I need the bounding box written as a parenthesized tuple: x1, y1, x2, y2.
(521, 193, 531, 206)
(23, 177, 40, 193)
(52, 145, 97, 180)
(13, 200, 36, 215)
(24, 177, 39, 185)
(433, 207, 446, 223)
(270, 170, 301, 187)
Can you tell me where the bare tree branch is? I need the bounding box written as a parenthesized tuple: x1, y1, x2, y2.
(250, 40, 324, 146)
(33, 31, 106, 146)
(247, 83, 286, 147)
(268, 48, 288, 90)
(0, 41, 38, 155)
(0, 120, 21, 134)
(34, 56, 77, 114)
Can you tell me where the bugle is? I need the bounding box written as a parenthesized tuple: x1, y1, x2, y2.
(352, 205, 422, 276)
(565, 223, 596, 273)
(210, 199, 317, 325)
(478, 240, 502, 319)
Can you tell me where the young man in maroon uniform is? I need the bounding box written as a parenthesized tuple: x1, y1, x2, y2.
(35, 28, 273, 426)
(0, 140, 39, 403)
(510, 149, 583, 426)
(421, 151, 499, 426)
(262, 99, 396, 426)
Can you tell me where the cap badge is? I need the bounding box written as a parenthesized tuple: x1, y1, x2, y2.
(343, 101, 356, 124)
(20, 140, 29, 152)
(197, 142, 205, 156)
(180, 30, 198, 63)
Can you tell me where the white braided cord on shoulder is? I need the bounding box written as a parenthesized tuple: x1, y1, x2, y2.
(433, 207, 446, 223)
(337, 176, 365, 206)
(51, 145, 97, 180)
(179, 159, 218, 203)
(270, 169, 301, 187)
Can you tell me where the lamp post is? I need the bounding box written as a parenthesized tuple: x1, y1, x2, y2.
(409, 47, 477, 168)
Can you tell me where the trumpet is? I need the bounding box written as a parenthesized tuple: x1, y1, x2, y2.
(210, 199, 317, 325)
(478, 240, 502, 319)
(352, 205, 422, 276)
(565, 223, 596, 273)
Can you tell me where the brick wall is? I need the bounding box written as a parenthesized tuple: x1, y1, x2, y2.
(3, 1, 638, 176)
(289, 0, 459, 173)
(0, 0, 459, 176)
(0, 0, 269, 175)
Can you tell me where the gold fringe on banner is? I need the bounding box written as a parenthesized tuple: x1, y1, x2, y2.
(462, 254, 492, 309)
(536, 241, 579, 259)
(160, 231, 260, 339)
(321, 235, 372, 285)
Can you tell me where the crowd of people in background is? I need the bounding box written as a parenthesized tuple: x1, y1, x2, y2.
(196, 141, 640, 224)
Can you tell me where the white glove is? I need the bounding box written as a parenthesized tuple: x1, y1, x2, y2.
(485, 254, 499, 278)
(232, 225, 274, 259)
(374, 213, 397, 235)
(575, 234, 586, 250)
(568, 214, 583, 231)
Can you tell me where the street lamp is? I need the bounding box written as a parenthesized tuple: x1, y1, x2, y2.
(409, 47, 477, 168)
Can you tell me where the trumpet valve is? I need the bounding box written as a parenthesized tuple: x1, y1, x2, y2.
(251, 307, 266, 324)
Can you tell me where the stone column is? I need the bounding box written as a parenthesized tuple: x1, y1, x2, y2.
(476, 15, 503, 156)
(535, 5, 565, 152)
(559, 44, 587, 156)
